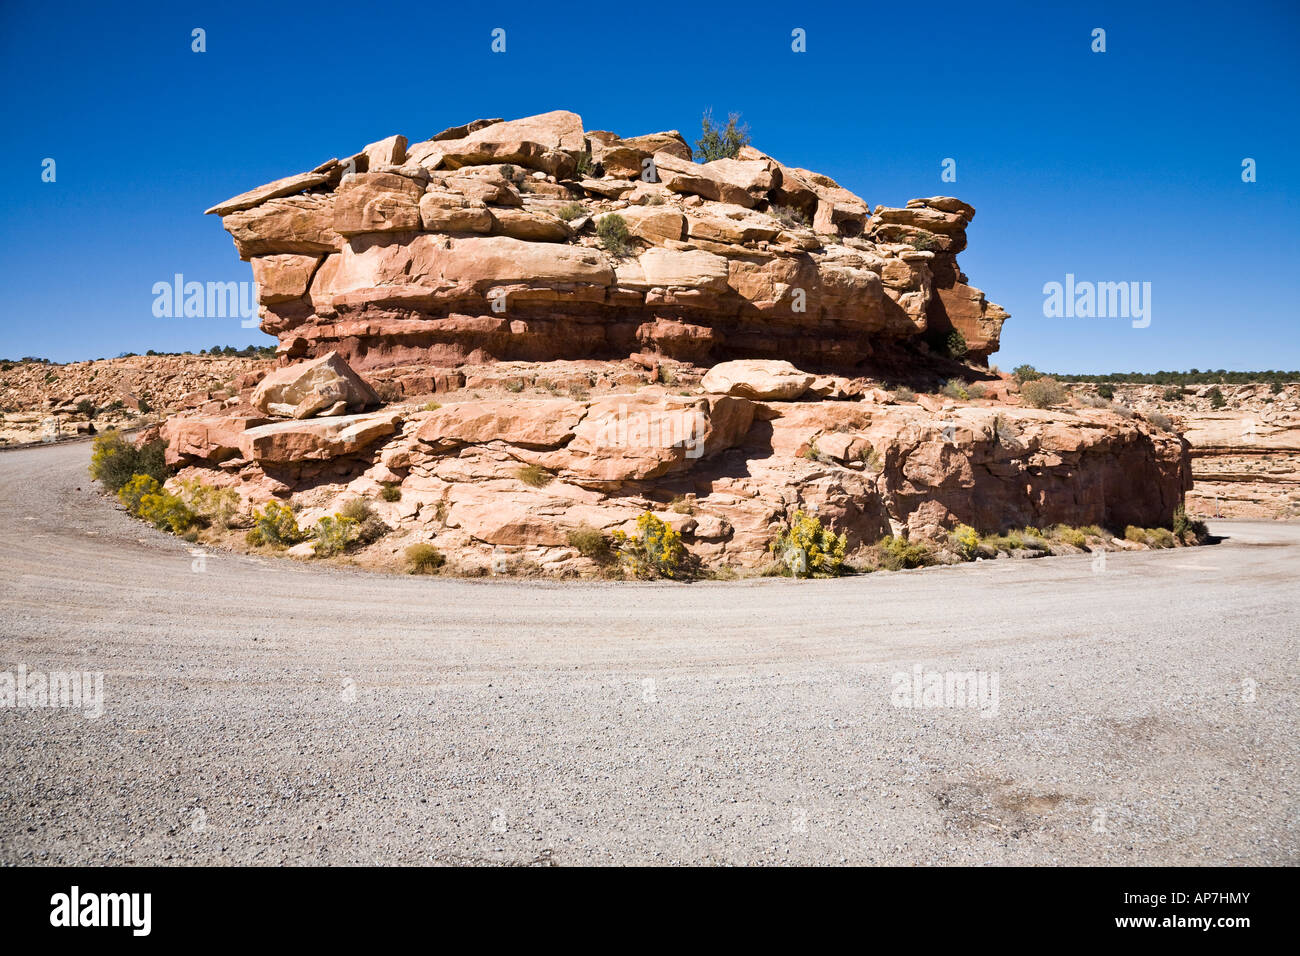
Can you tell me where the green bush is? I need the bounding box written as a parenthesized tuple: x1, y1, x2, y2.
(246, 501, 307, 548)
(421, 401, 442, 412)
(405, 543, 445, 574)
(1096, 383, 1115, 400)
(1172, 506, 1207, 543)
(949, 524, 980, 560)
(567, 525, 612, 562)
(311, 515, 358, 557)
(768, 510, 848, 577)
(514, 463, 554, 487)
(75, 399, 98, 418)
(1207, 386, 1227, 409)
(1012, 365, 1041, 385)
(596, 214, 631, 255)
(1050, 525, 1088, 549)
(1162, 387, 1184, 401)
(769, 204, 807, 227)
(89, 430, 168, 492)
(1020, 377, 1067, 408)
(612, 512, 690, 579)
(695, 109, 750, 162)
(175, 479, 241, 529)
(877, 535, 934, 570)
(380, 484, 402, 502)
(138, 491, 198, 534)
(117, 474, 162, 516)
(940, 378, 969, 400)
(557, 202, 586, 221)
(944, 330, 968, 359)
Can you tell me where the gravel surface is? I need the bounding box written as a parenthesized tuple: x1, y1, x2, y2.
(0, 440, 1295, 865)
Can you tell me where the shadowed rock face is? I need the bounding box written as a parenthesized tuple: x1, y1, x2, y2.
(207, 111, 1008, 373)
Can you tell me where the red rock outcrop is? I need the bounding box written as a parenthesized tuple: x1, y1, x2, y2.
(206, 111, 1008, 375)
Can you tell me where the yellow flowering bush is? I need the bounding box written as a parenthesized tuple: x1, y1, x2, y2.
(611, 511, 689, 579)
(769, 509, 848, 577)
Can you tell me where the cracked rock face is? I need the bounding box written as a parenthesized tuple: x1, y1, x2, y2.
(207, 111, 1008, 373)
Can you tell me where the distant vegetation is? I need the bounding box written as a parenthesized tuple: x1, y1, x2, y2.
(1039, 368, 1298, 386)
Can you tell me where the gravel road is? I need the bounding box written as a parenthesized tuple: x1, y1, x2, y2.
(0, 440, 1295, 865)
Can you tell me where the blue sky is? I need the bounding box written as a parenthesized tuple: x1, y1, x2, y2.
(2, 0, 1297, 372)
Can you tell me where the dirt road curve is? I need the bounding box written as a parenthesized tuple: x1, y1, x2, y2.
(0, 441, 1295, 865)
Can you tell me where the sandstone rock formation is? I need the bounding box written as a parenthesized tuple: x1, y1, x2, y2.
(143, 113, 1202, 575)
(206, 111, 1008, 378)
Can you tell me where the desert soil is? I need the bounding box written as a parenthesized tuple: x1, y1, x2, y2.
(0, 440, 1295, 865)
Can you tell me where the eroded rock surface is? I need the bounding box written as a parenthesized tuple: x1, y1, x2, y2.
(206, 111, 1008, 372)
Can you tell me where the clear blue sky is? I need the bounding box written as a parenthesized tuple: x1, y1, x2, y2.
(2, 0, 1297, 372)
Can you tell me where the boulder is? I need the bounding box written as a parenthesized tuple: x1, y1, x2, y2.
(251, 352, 380, 419)
(701, 360, 816, 400)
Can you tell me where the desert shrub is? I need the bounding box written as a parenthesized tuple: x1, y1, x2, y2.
(340, 498, 389, 545)
(117, 474, 162, 516)
(1050, 525, 1088, 549)
(1172, 505, 1207, 543)
(944, 329, 968, 359)
(138, 489, 197, 534)
(89, 430, 168, 492)
(611, 511, 690, 579)
(1162, 387, 1184, 401)
(1020, 377, 1067, 408)
(967, 382, 987, 399)
(1096, 383, 1115, 400)
(892, 385, 917, 402)
(1110, 404, 1136, 419)
(770, 204, 807, 227)
(246, 501, 307, 548)
(695, 109, 750, 162)
(504, 379, 526, 393)
(1078, 392, 1110, 408)
(421, 401, 442, 412)
(596, 214, 631, 255)
(405, 543, 445, 574)
(514, 463, 554, 487)
(940, 378, 969, 400)
(768, 510, 848, 578)
(567, 525, 612, 562)
(1012, 365, 1041, 385)
(557, 202, 586, 221)
(949, 524, 980, 561)
(311, 515, 358, 557)
(1269, 380, 1283, 394)
(175, 479, 240, 529)
(1207, 386, 1227, 409)
(1145, 411, 1174, 431)
(877, 535, 935, 570)
(75, 399, 98, 418)
(574, 151, 593, 176)
(911, 233, 943, 252)
(668, 495, 695, 515)
(1147, 527, 1176, 548)
(380, 484, 402, 502)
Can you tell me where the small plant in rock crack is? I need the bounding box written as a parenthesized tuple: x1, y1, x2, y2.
(557, 202, 586, 221)
(514, 463, 554, 487)
(380, 483, 402, 502)
(596, 214, 632, 255)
